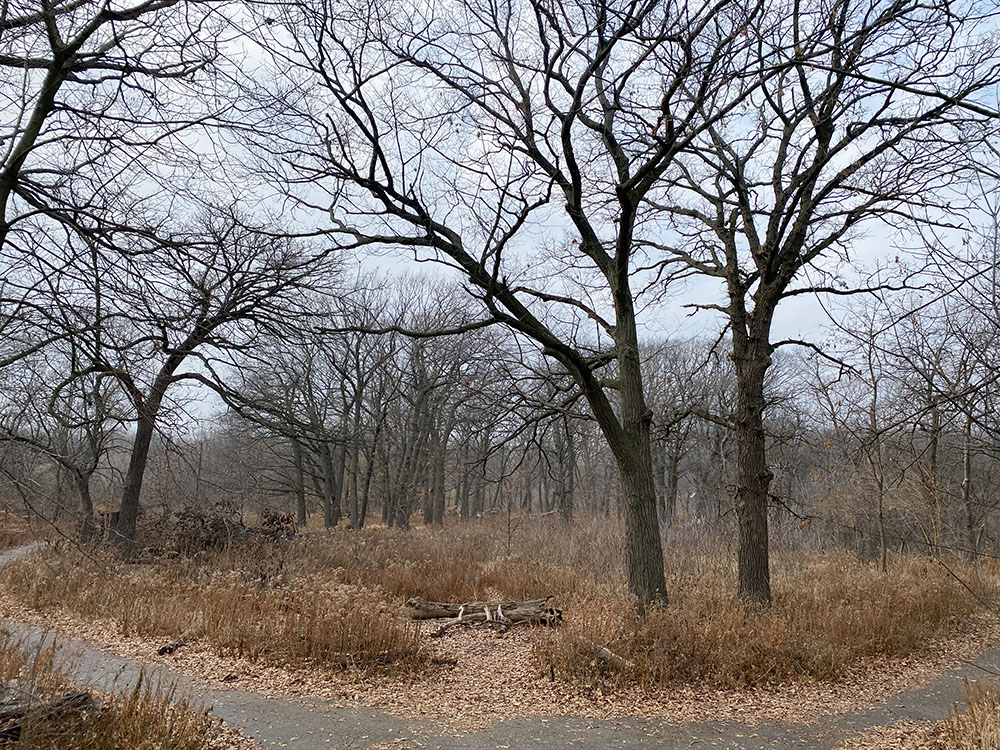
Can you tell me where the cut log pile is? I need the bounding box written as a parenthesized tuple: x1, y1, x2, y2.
(404, 596, 562, 638)
(0, 690, 99, 741)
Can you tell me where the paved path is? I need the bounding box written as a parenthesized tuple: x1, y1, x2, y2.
(0, 545, 991, 749)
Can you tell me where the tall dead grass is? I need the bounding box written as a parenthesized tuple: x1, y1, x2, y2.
(0, 542, 426, 673)
(944, 679, 1000, 749)
(285, 518, 621, 602)
(0, 518, 987, 689)
(0, 631, 218, 750)
(538, 550, 979, 688)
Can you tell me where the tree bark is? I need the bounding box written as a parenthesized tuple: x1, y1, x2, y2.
(73, 471, 95, 544)
(422, 433, 435, 526)
(358, 420, 381, 529)
(555, 418, 575, 522)
(113, 400, 162, 546)
(963, 414, 976, 560)
(292, 439, 307, 526)
(321, 442, 344, 528)
(431, 428, 446, 526)
(606, 291, 668, 609)
(406, 595, 553, 620)
(733, 334, 773, 608)
(665, 447, 680, 525)
(458, 442, 470, 521)
(347, 442, 360, 529)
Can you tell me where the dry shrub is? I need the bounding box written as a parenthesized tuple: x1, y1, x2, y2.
(944, 679, 1000, 749)
(0, 544, 425, 673)
(537, 551, 979, 689)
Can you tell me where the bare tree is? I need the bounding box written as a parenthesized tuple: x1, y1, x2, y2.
(651, 0, 1000, 605)
(0, 346, 121, 541)
(241, 0, 770, 607)
(0, 0, 221, 346)
(51, 211, 341, 545)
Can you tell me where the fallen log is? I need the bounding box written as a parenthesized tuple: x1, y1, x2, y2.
(0, 691, 98, 741)
(404, 596, 561, 637)
(587, 643, 632, 671)
(405, 596, 554, 621)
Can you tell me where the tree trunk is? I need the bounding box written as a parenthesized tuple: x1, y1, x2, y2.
(963, 414, 976, 560)
(555, 418, 575, 522)
(733, 337, 773, 608)
(347, 389, 364, 529)
(922, 399, 941, 549)
(348, 440, 360, 529)
(422, 435, 435, 526)
(602, 292, 668, 609)
(618, 449, 667, 608)
(432, 430, 446, 526)
(74, 471, 95, 544)
(53, 464, 64, 523)
(458, 443, 470, 521)
(113, 402, 161, 546)
(652, 439, 667, 521)
(358, 421, 381, 529)
(321, 442, 344, 528)
(665, 445, 680, 525)
(292, 440, 307, 526)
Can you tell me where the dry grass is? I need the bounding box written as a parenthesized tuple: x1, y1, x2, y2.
(538, 550, 979, 689)
(0, 522, 47, 551)
(284, 518, 618, 602)
(942, 679, 1000, 749)
(0, 629, 223, 750)
(0, 541, 426, 673)
(0, 518, 988, 690)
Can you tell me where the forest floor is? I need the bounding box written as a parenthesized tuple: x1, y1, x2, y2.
(2, 540, 1000, 749)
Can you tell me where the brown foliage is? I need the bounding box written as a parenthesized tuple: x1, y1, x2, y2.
(537, 551, 981, 689)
